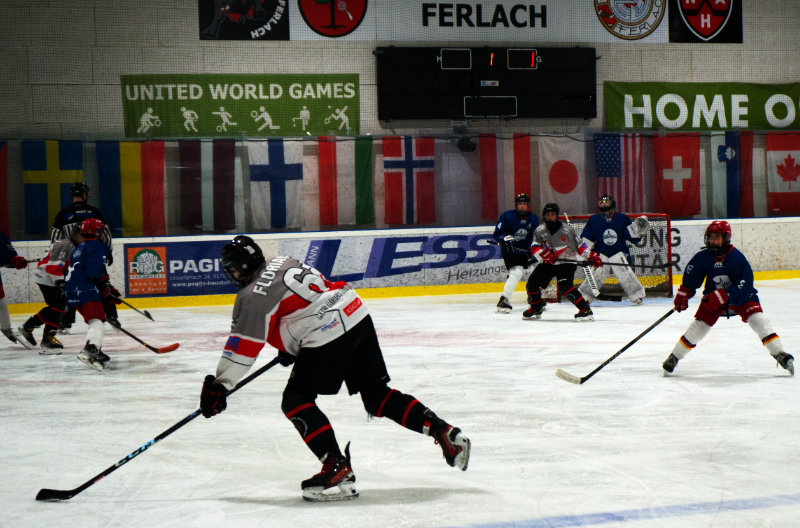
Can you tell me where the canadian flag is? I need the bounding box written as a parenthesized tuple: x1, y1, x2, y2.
(653, 134, 701, 218)
(765, 133, 800, 215)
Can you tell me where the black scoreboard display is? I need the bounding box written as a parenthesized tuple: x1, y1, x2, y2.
(375, 46, 596, 120)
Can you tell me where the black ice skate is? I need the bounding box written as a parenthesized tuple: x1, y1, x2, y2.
(496, 296, 512, 314)
(39, 333, 64, 356)
(522, 303, 545, 320)
(15, 325, 37, 350)
(426, 411, 471, 471)
(774, 352, 794, 376)
(301, 442, 358, 502)
(77, 344, 106, 371)
(574, 307, 594, 322)
(662, 353, 679, 374)
(2, 328, 17, 343)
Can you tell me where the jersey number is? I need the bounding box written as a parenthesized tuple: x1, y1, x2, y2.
(283, 265, 326, 301)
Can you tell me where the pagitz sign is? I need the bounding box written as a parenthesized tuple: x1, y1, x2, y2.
(605, 82, 800, 131)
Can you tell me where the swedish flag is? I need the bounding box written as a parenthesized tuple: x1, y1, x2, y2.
(22, 140, 83, 236)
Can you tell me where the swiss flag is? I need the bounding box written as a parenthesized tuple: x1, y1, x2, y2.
(765, 133, 800, 215)
(653, 134, 700, 218)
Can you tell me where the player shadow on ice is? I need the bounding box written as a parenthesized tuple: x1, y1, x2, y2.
(215, 485, 485, 506)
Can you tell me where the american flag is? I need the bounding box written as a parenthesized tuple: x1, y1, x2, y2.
(594, 134, 644, 213)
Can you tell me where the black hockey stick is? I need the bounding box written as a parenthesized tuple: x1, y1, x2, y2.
(487, 239, 532, 256)
(556, 259, 676, 270)
(108, 319, 179, 354)
(555, 308, 675, 385)
(36, 355, 282, 502)
(113, 296, 154, 321)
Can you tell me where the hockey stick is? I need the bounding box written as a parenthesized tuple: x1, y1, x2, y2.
(113, 296, 154, 321)
(556, 259, 676, 270)
(555, 308, 675, 385)
(108, 320, 179, 354)
(487, 239, 532, 256)
(563, 211, 599, 297)
(36, 355, 283, 502)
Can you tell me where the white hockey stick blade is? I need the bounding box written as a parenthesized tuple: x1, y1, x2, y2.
(555, 368, 582, 384)
(302, 482, 359, 502)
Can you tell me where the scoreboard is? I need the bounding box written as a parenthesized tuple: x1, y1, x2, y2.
(375, 46, 596, 120)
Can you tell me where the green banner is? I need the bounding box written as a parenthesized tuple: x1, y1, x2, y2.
(604, 82, 800, 131)
(121, 74, 359, 138)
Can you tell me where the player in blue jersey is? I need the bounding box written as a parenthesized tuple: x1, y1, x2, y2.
(578, 195, 649, 305)
(492, 193, 538, 313)
(663, 220, 793, 376)
(1, 231, 29, 344)
(63, 219, 121, 371)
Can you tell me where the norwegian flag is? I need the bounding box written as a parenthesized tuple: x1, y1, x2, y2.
(594, 134, 645, 214)
(382, 136, 436, 224)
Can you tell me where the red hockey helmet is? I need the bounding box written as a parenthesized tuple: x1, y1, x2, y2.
(704, 220, 732, 256)
(79, 218, 106, 239)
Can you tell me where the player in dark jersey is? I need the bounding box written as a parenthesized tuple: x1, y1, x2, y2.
(199, 235, 471, 502)
(579, 195, 649, 305)
(523, 203, 600, 322)
(1, 231, 29, 343)
(492, 193, 538, 313)
(663, 220, 793, 376)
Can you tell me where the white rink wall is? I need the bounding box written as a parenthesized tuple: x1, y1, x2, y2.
(3, 217, 799, 305)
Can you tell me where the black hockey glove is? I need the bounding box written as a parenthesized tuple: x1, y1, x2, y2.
(278, 350, 295, 367)
(200, 374, 228, 418)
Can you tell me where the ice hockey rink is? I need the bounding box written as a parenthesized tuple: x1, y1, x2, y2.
(3, 279, 800, 528)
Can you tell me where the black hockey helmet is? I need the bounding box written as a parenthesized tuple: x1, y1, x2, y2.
(71, 182, 89, 198)
(514, 193, 531, 205)
(704, 220, 732, 257)
(598, 194, 616, 218)
(221, 235, 265, 288)
(542, 202, 559, 218)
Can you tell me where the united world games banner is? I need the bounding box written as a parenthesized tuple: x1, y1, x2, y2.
(605, 82, 800, 131)
(121, 74, 360, 138)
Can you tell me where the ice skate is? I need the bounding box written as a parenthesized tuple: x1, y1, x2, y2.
(496, 296, 512, 314)
(77, 344, 106, 371)
(301, 442, 358, 502)
(773, 352, 794, 376)
(39, 333, 64, 356)
(15, 325, 37, 350)
(574, 307, 594, 322)
(631, 298, 643, 306)
(662, 353, 679, 374)
(522, 303, 545, 320)
(2, 328, 17, 343)
(426, 411, 470, 471)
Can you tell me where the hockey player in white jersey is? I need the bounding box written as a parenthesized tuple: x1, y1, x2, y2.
(523, 203, 601, 322)
(578, 195, 648, 305)
(199, 236, 471, 502)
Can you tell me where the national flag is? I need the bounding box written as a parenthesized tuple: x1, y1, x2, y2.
(247, 139, 304, 229)
(318, 136, 374, 225)
(538, 136, 588, 215)
(178, 140, 237, 232)
(710, 131, 756, 218)
(479, 134, 532, 220)
(653, 134, 701, 217)
(21, 140, 83, 237)
(382, 136, 436, 224)
(96, 141, 167, 237)
(765, 133, 800, 215)
(0, 141, 8, 235)
(594, 134, 645, 213)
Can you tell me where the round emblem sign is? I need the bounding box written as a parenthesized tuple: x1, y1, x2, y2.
(594, 0, 665, 40)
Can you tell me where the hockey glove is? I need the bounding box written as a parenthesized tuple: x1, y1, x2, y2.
(535, 247, 556, 265)
(502, 235, 517, 253)
(99, 283, 122, 304)
(587, 251, 603, 269)
(673, 285, 693, 312)
(11, 255, 28, 269)
(278, 350, 295, 367)
(200, 375, 228, 418)
(635, 216, 650, 233)
(701, 289, 728, 312)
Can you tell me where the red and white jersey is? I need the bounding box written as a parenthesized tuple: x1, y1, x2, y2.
(531, 221, 591, 262)
(215, 256, 370, 389)
(32, 238, 75, 287)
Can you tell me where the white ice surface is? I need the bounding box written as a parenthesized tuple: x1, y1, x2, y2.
(3, 280, 800, 528)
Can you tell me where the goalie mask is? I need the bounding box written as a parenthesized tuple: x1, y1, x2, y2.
(598, 195, 616, 218)
(704, 220, 732, 257)
(221, 235, 266, 288)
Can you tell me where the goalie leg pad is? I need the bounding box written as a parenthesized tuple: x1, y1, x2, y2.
(610, 253, 645, 301)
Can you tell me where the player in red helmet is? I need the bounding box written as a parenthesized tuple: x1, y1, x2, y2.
(663, 220, 793, 376)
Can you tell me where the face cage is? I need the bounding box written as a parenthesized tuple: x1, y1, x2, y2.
(704, 232, 731, 256)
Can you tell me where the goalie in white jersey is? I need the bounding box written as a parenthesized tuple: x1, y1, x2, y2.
(199, 236, 471, 502)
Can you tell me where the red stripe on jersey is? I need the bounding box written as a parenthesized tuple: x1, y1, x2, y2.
(375, 389, 397, 417)
(401, 398, 420, 427)
(285, 402, 315, 419)
(224, 335, 264, 358)
(266, 292, 312, 351)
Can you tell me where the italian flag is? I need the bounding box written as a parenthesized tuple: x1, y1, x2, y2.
(318, 136, 374, 225)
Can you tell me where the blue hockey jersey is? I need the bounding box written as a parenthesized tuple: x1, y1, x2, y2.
(64, 239, 109, 306)
(493, 210, 538, 255)
(681, 246, 759, 306)
(580, 213, 640, 260)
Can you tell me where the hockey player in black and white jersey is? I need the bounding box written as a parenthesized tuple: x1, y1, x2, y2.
(492, 193, 538, 313)
(523, 203, 601, 322)
(199, 236, 471, 502)
(578, 195, 649, 305)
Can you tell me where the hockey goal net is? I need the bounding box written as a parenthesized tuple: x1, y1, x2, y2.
(543, 213, 673, 300)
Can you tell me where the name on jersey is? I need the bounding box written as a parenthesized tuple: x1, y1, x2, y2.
(313, 288, 347, 319)
(253, 256, 290, 297)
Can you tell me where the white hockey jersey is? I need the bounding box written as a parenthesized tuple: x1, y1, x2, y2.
(31, 238, 75, 287)
(531, 221, 592, 262)
(214, 256, 370, 390)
